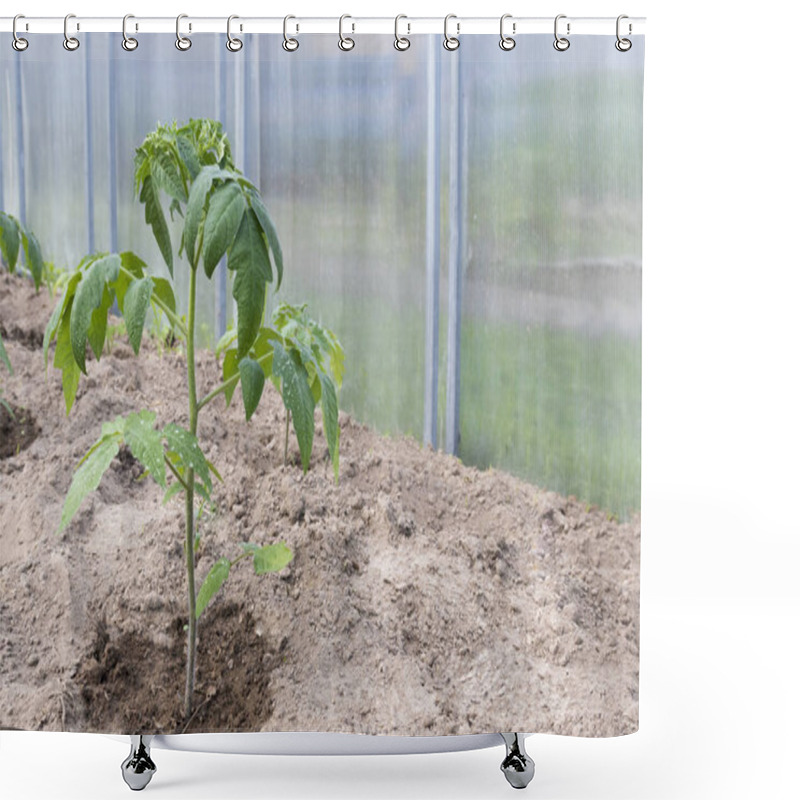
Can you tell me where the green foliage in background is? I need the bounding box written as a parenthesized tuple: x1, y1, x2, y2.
(216, 302, 345, 481)
(0, 212, 45, 290)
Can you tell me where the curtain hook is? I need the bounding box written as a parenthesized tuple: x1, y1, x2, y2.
(339, 14, 355, 51)
(12, 14, 29, 52)
(283, 15, 299, 51)
(394, 14, 410, 51)
(122, 14, 138, 51)
(499, 14, 516, 51)
(176, 14, 192, 51)
(443, 13, 460, 51)
(553, 14, 570, 51)
(227, 15, 243, 52)
(63, 13, 80, 51)
(615, 14, 632, 51)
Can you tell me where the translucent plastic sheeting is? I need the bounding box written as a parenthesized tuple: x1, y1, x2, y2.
(0, 33, 642, 516)
(456, 36, 643, 516)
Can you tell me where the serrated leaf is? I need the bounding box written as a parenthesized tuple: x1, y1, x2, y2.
(150, 146, 187, 203)
(205, 457, 223, 483)
(222, 349, 239, 406)
(273, 342, 315, 472)
(253, 542, 293, 575)
(195, 558, 231, 618)
(163, 423, 212, 494)
(54, 302, 80, 415)
(247, 190, 283, 290)
(21, 228, 44, 290)
(123, 277, 153, 354)
(0, 212, 20, 272)
(201, 181, 245, 279)
(320, 373, 340, 483)
(183, 167, 215, 267)
(230, 209, 270, 357)
(114, 252, 147, 313)
(151, 276, 176, 315)
(122, 410, 166, 489)
(0, 332, 11, 374)
(70, 254, 120, 373)
(120, 251, 147, 279)
(44, 272, 81, 368)
(176, 134, 202, 180)
(162, 481, 185, 505)
(238, 357, 265, 421)
(60, 436, 120, 532)
(88, 285, 114, 360)
(140, 175, 173, 275)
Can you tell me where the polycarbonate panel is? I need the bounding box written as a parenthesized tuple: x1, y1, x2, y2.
(457, 36, 643, 516)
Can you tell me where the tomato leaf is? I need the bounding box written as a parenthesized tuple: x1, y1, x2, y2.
(140, 175, 173, 275)
(253, 542, 293, 575)
(60, 435, 120, 532)
(201, 181, 245, 278)
(122, 410, 166, 489)
(238, 357, 265, 421)
(230, 209, 269, 357)
(273, 342, 315, 472)
(195, 558, 231, 618)
(123, 277, 154, 355)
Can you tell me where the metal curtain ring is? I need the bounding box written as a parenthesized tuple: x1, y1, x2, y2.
(176, 14, 192, 51)
(12, 14, 28, 51)
(394, 14, 410, 51)
(553, 14, 570, 51)
(226, 15, 243, 51)
(122, 14, 138, 51)
(63, 13, 80, 51)
(339, 14, 355, 51)
(443, 14, 459, 51)
(283, 15, 299, 51)
(615, 14, 632, 51)
(499, 13, 516, 51)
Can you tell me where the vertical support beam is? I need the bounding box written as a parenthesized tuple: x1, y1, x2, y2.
(108, 34, 119, 253)
(85, 36, 96, 253)
(215, 40, 228, 341)
(424, 34, 442, 449)
(14, 52, 26, 226)
(445, 47, 466, 456)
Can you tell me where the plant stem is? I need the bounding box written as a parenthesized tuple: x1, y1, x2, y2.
(284, 410, 290, 466)
(183, 266, 199, 722)
(118, 265, 188, 338)
(165, 457, 190, 492)
(196, 350, 273, 412)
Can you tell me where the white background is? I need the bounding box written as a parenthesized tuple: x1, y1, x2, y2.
(2, 0, 798, 798)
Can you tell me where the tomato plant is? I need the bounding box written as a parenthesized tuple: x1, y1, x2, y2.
(45, 119, 319, 720)
(0, 211, 45, 290)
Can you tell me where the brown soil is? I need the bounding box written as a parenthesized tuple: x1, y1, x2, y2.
(0, 403, 40, 460)
(0, 273, 640, 737)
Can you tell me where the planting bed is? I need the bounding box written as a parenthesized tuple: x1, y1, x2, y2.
(0, 274, 640, 737)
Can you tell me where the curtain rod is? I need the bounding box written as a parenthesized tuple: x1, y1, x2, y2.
(0, 16, 646, 37)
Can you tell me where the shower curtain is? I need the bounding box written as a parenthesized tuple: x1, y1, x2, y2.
(0, 27, 643, 738)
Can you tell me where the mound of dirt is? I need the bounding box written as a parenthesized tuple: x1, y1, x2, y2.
(0, 273, 639, 737)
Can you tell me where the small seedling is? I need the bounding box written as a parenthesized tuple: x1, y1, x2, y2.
(0, 211, 45, 290)
(44, 119, 335, 721)
(216, 302, 345, 481)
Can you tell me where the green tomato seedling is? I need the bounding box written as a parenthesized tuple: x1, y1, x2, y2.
(46, 119, 305, 721)
(215, 302, 345, 482)
(0, 211, 45, 290)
